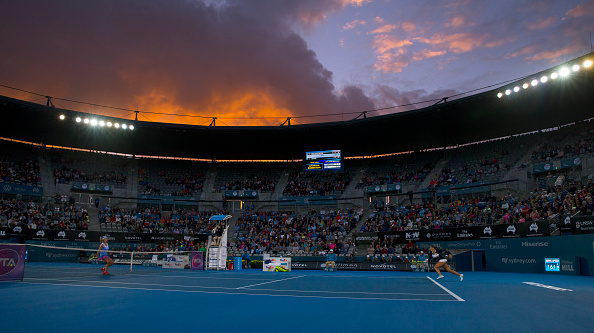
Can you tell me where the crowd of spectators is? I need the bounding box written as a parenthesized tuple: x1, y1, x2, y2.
(361, 178, 594, 232)
(0, 157, 41, 186)
(0, 198, 89, 230)
(283, 171, 351, 196)
(54, 166, 127, 185)
(430, 157, 509, 187)
(356, 163, 433, 189)
(138, 168, 204, 196)
(217, 175, 275, 193)
(363, 239, 430, 262)
(232, 208, 361, 256)
(99, 206, 227, 234)
(531, 137, 594, 163)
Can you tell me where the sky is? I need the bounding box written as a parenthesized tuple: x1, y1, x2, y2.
(0, 0, 593, 126)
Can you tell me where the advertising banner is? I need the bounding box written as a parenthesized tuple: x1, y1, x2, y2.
(0, 244, 25, 281)
(0, 183, 43, 197)
(191, 252, 203, 271)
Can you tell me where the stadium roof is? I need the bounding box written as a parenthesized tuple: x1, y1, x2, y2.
(1, 53, 593, 160)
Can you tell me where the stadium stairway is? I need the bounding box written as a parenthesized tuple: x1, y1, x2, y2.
(86, 206, 101, 232)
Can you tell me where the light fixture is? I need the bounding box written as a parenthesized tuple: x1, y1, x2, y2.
(497, 92, 503, 98)
(59, 115, 65, 120)
(90, 119, 98, 126)
(540, 76, 548, 83)
(550, 72, 558, 79)
(99, 120, 105, 127)
(522, 83, 529, 89)
(531, 79, 538, 86)
(122, 124, 128, 129)
(75, 117, 82, 123)
(572, 64, 580, 72)
(505, 89, 511, 95)
(584, 60, 593, 68)
(114, 123, 120, 128)
(83, 118, 90, 124)
(129, 125, 134, 130)
(559, 67, 570, 77)
(106, 122, 112, 127)
(513, 86, 520, 92)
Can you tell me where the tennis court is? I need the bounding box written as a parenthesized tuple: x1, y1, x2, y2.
(2, 267, 593, 333)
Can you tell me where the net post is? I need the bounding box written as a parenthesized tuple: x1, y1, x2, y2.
(130, 252, 134, 272)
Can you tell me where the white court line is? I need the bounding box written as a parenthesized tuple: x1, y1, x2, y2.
(426, 276, 465, 302)
(236, 275, 305, 289)
(522, 282, 573, 291)
(21, 281, 460, 302)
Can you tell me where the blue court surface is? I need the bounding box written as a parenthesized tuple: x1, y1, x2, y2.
(1, 264, 593, 333)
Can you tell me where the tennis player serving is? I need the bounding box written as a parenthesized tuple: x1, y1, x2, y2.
(96, 236, 114, 275)
(430, 245, 463, 281)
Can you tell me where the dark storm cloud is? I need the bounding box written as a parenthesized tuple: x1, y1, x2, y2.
(0, 0, 373, 124)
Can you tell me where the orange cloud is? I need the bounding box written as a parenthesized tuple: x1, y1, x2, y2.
(133, 89, 293, 126)
(343, 19, 367, 31)
(401, 21, 416, 32)
(505, 45, 537, 59)
(375, 16, 384, 24)
(369, 24, 398, 34)
(416, 33, 488, 53)
(565, 1, 594, 18)
(524, 44, 582, 62)
(445, 15, 467, 28)
(344, 0, 372, 6)
(528, 17, 556, 30)
(372, 35, 413, 53)
(413, 49, 446, 61)
(373, 50, 410, 73)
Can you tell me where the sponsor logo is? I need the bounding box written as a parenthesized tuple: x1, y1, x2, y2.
(574, 158, 581, 165)
(564, 217, 571, 225)
(490, 241, 508, 250)
(3, 185, 12, 192)
(125, 236, 142, 241)
(232, 191, 238, 196)
(529, 223, 538, 232)
(544, 164, 551, 171)
(291, 262, 309, 268)
(252, 191, 257, 196)
(507, 225, 516, 233)
(77, 232, 87, 239)
(32, 187, 40, 193)
(57, 231, 66, 238)
(405, 232, 419, 240)
(13, 226, 23, 233)
(522, 241, 548, 247)
(0, 249, 20, 276)
(456, 230, 474, 238)
(501, 257, 537, 264)
(375, 186, 381, 192)
(483, 227, 492, 235)
(426, 233, 431, 238)
(36, 230, 45, 237)
(0, 231, 5, 236)
(370, 264, 399, 270)
(355, 236, 378, 241)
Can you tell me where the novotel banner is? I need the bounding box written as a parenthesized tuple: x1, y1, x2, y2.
(0, 244, 25, 281)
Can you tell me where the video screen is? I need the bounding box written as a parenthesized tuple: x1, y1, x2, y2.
(304, 150, 342, 171)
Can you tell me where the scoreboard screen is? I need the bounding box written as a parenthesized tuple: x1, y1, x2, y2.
(304, 150, 342, 171)
(545, 258, 560, 272)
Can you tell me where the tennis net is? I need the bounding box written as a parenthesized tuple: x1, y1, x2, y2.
(17, 243, 202, 279)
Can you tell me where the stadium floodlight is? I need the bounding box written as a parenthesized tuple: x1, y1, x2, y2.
(540, 76, 548, 83)
(584, 60, 593, 68)
(522, 83, 529, 89)
(531, 79, 538, 86)
(513, 86, 520, 92)
(114, 123, 120, 128)
(75, 117, 82, 123)
(129, 125, 134, 130)
(559, 67, 570, 77)
(497, 92, 503, 98)
(505, 89, 511, 95)
(550, 72, 558, 79)
(572, 64, 580, 72)
(83, 118, 90, 124)
(122, 124, 128, 129)
(106, 122, 112, 127)
(99, 120, 105, 127)
(90, 119, 98, 126)
(59, 115, 65, 120)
